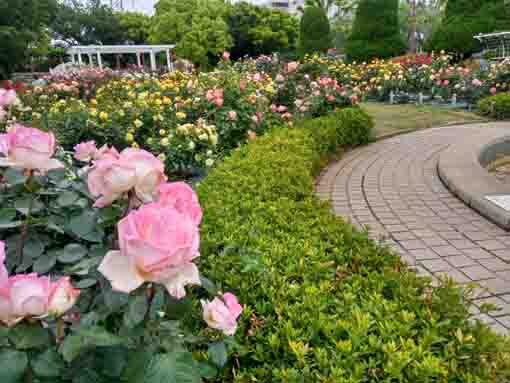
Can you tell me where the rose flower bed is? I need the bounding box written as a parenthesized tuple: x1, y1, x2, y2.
(197, 107, 510, 382)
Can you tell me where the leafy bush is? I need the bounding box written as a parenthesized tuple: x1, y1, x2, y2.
(346, 0, 406, 62)
(299, 7, 331, 56)
(478, 93, 510, 120)
(198, 107, 510, 382)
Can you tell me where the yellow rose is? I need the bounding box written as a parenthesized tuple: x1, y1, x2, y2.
(161, 138, 169, 146)
(163, 97, 171, 105)
(126, 133, 134, 142)
(176, 112, 186, 120)
(134, 119, 143, 128)
(159, 129, 166, 136)
(90, 109, 98, 117)
(158, 153, 166, 161)
(99, 111, 109, 121)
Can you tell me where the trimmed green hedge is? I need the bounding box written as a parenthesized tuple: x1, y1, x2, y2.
(478, 93, 510, 120)
(198, 108, 510, 382)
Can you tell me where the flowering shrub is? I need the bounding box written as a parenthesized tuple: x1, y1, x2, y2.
(0, 123, 242, 382)
(3, 57, 358, 178)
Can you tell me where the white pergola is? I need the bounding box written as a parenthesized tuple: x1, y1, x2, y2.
(66, 45, 176, 71)
(474, 32, 510, 61)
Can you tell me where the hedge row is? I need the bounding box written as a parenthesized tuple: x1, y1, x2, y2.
(478, 93, 510, 120)
(197, 108, 510, 382)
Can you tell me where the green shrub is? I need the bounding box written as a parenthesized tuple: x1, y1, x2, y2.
(299, 7, 331, 56)
(346, 0, 406, 61)
(198, 107, 510, 382)
(478, 93, 510, 120)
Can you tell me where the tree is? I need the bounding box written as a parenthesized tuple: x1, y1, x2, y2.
(227, 2, 299, 60)
(117, 12, 151, 45)
(427, 0, 510, 57)
(345, 0, 406, 61)
(149, 0, 232, 68)
(299, 6, 331, 55)
(50, 0, 125, 46)
(0, 0, 57, 78)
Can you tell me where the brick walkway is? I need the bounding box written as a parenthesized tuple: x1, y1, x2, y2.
(317, 124, 510, 335)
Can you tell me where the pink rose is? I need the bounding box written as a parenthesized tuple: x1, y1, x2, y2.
(228, 111, 237, 121)
(88, 148, 166, 207)
(253, 73, 262, 82)
(239, 80, 246, 92)
(95, 144, 120, 161)
(327, 95, 335, 102)
(215, 98, 224, 107)
(74, 140, 97, 162)
(270, 104, 278, 113)
(275, 74, 285, 82)
(158, 182, 202, 226)
(247, 130, 257, 140)
(277, 105, 287, 113)
(98, 203, 201, 298)
(286, 61, 299, 73)
(202, 292, 242, 335)
(443, 80, 450, 86)
(472, 79, 482, 87)
(490, 87, 498, 95)
(222, 51, 230, 61)
(47, 277, 80, 317)
(0, 124, 63, 172)
(0, 89, 17, 108)
(206, 89, 215, 102)
(350, 95, 359, 105)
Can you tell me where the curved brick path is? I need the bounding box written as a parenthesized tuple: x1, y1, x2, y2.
(317, 123, 510, 334)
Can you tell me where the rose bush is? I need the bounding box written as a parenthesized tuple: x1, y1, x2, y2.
(0, 123, 242, 382)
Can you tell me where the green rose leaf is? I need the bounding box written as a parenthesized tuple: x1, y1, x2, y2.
(124, 293, 148, 329)
(33, 253, 57, 274)
(143, 351, 201, 383)
(0, 349, 28, 383)
(3, 168, 27, 186)
(75, 278, 97, 288)
(57, 191, 80, 207)
(60, 326, 126, 362)
(23, 237, 46, 259)
(68, 211, 103, 243)
(0, 208, 16, 224)
(8, 323, 51, 350)
(207, 341, 228, 368)
(32, 347, 64, 378)
(58, 243, 88, 263)
(14, 197, 44, 215)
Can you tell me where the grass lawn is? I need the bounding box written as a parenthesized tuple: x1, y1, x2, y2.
(361, 102, 487, 138)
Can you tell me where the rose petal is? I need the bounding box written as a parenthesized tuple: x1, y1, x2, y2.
(98, 250, 144, 293)
(157, 262, 200, 299)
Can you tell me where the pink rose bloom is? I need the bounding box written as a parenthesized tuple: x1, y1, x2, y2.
(327, 95, 335, 102)
(74, 140, 97, 162)
(275, 74, 285, 82)
(253, 73, 262, 82)
(0, 124, 63, 172)
(286, 61, 299, 73)
(472, 79, 482, 87)
(98, 203, 201, 298)
(202, 292, 242, 336)
(222, 51, 230, 61)
(282, 112, 292, 120)
(214, 89, 224, 99)
(215, 98, 224, 107)
(158, 182, 202, 226)
(239, 80, 246, 92)
(443, 80, 450, 86)
(251, 115, 259, 124)
(270, 104, 278, 113)
(277, 105, 287, 113)
(436, 81, 442, 87)
(0, 274, 51, 326)
(247, 130, 257, 140)
(350, 95, 359, 105)
(95, 144, 120, 161)
(0, 89, 17, 108)
(490, 87, 498, 95)
(47, 277, 80, 317)
(228, 111, 237, 121)
(206, 90, 215, 102)
(88, 148, 166, 208)
(313, 90, 321, 97)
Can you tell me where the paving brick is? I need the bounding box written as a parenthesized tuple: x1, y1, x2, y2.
(421, 236, 449, 246)
(431, 245, 462, 257)
(420, 259, 452, 273)
(462, 248, 494, 260)
(478, 258, 510, 272)
(461, 265, 495, 281)
(409, 248, 441, 260)
(476, 240, 507, 251)
(399, 239, 427, 250)
(446, 255, 477, 268)
(448, 239, 478, 250)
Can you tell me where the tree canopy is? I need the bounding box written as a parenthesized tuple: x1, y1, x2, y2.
(345, 0, 406, 61)
(149, 0, 232, 68)
(299, 6, 331, 55)
(227, 2, 299, 60)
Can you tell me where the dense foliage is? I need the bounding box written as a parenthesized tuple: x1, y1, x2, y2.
(427, 0, 510, 57)
(478, 93, 510, 120)
(0, 0, 57, 78)
(346, 0, 406, 61)
(227, 2, 299, 60)
(197, 107, 510, 382)
(299, 7, 331, 56)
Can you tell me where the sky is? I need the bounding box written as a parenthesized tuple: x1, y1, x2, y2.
(116, 0, 269, 14)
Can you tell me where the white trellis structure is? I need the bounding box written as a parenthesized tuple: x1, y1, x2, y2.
(474, 32, 510, 61)
(66, 45, 176, 71)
